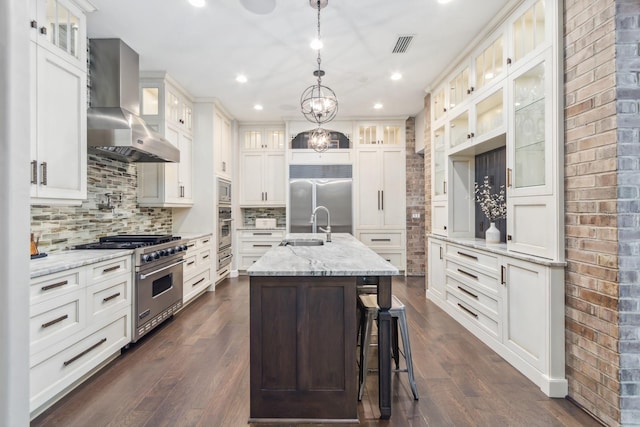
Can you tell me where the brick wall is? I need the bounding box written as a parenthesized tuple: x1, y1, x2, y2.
(564, 0, 620, 425)
(30, 154, 172, 253)
(405, 117, 425, 275)
(615, 0, 640, 424)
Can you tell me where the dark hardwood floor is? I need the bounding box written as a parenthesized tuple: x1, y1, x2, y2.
(32, 276, 600, 427)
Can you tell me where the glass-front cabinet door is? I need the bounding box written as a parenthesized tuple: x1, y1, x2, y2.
(433, 125, 446, 200)
(474, 87, 505, 142)
(34, 0, 86, 70)
(475, 34, 505, 93)
(510, 0, 547, 67)
(432, 87, 446, 122)
(508, 49, 552, 197)
(449, 110, 470, 149)
(449, 66, 470, 110)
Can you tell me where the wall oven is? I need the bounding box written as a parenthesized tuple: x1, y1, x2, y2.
(218, 178, 231, 205)
(218, 206, 232, 251)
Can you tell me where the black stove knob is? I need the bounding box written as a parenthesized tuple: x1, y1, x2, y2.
(158, 249, 167, 257)
(142, 254, 152, 263)
(181, 244, 188, 251)
(175, 245, 183, 252)
(167, 247, 175, 255)
(151, 251, 160, 259)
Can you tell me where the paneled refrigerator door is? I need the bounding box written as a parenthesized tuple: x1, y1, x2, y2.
(290, 178, 314, 233)
(315, 179, 353, 234)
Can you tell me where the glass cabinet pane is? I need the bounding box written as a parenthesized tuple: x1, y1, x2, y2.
(476, 89, 503, 137)
(449, 67, 469, 109)
(183, 104, 192, 131)
(434, 126, 446, 196)
(513, 0, 545, 63)
(382, 125, 401, 144)
(244, 131, 262, 149)
(475, 36, 504, 91)
(167, 91, 179, 123)
(68, 11, 79, 57)
(266, 130, 285, 149)
(56, 5, 69, 52)
(433, 88, 446, 121)
(449, 111, 469, 148)
(514, 62, 545, 188)
(141, 88, 159, 115)
(358, 125, 376, 144)
(45, 0, 57, 47)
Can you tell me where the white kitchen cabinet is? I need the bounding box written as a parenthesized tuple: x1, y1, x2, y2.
(237, 229, 285, 272)
(29, 0, 92, 205)
(239, 126, 286, 207)
(356, 230, 405, 271)
(138, 73, 194, 207)
(29, 254, 132, 418)
(356, 121, 404, 146)
(182, 235, 213, 305)
(214, 110, 232, 180)
(426, 237, 566, 397)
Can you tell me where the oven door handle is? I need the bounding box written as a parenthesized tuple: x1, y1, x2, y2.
(221, 218, 234, 222)
(139, 260, 185, 280)
(219, 254, 233, 262)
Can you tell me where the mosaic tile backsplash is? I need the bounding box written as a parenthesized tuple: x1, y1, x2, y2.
(242, 207, 286, 227)
(30, 154, 172, 253)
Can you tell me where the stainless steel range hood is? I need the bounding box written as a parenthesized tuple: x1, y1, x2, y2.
(87, 39, 179, 163)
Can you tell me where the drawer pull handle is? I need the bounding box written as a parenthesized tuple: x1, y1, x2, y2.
(253, 232, 272, 236)
(457, 286, 478, 299)
(202, 240, 209, 244)
(202, 255, 209, 259)
(501, 265, 506, 285)
(139, 309, 150, 320)
(253, 244, 273, 247)
(42, 314, 68, 328)
(457, 251, 478, 261)
(193, 278, 206, 287)
(103, 265, 121, 273)
(457, 303, 478, 319)
(63, 338, 107, 367)
(371, 238, 391, 242)
(457, 269, 478, 280)
(187, 261, 195, 266)
(102, 292, 121, 303)
(42, 280, 68, 291)
(188, 244, 196, 248)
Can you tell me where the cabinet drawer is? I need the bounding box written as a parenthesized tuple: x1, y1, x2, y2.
(239, 240, 281, 252)
(184, 269, 211, 304)
(198, 248, 212, 264)
(30, 291, 85, 356)
(31, 269, 83, 303)
(445, 275, 498, 320)
(445, 290, 499, 338)
(30, 312, 130, 412)
(197, 236, 212, 247)
(238, 230, 285, 239)
(446, 244, 499, 275)
(87, 276, 131, 324)
(239, 254, 263, 270)
(446, 259, 499, 295)
(88, 257, 131, 283)
(372, 250, 404, 270)
(184, 253, 198, 275)
(358, 232, 403, 247)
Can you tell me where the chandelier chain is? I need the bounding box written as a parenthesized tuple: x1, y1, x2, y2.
(316, 0, 322, 85)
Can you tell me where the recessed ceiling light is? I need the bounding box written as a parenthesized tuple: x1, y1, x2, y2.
(374, 103, 383, 110)
(188, 0, 206, 7)
(310, 38, 323, 50)
(437, 0, 453, 4)
(236, 74, 248, 83)
(254, 104, 263, 111)
(391, 72, 402, 81)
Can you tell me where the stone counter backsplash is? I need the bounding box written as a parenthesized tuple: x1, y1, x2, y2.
(30, 154, 172, 253)
(242, 207, 286, 227)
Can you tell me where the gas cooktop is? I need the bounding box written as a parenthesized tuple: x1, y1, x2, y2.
(75, 234, 182, 250)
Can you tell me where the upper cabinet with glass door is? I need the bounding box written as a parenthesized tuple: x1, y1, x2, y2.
(474, 34, 505, 94)
(509, 0, 548, 69)
(29, 0, 91, 71)
(242, 127, 286, 151)
(432, 87, 446, 122)
(356, 122, 404, 147)
(448, 66, 470, 111)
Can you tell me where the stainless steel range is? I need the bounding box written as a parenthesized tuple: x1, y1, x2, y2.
(75, 235, 188, 342)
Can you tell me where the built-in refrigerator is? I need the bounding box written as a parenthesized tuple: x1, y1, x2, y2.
(289, 165, 353, 234)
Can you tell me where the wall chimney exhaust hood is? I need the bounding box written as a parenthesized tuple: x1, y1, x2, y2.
(87, 39, 179, 163)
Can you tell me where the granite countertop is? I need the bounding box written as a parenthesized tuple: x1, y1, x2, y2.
(236, 226, 286, 231)
(30, 249, 134, 279)
(428, 234, 566, 267)
(176, 231, 213, 240)
(247, 233, 399, 277)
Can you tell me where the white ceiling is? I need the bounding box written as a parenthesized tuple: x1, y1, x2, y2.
(86, 0, 512, 123)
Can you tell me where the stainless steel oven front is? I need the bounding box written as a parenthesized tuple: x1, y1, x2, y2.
(134, 255, 184, 342)
(218, 206, 232, 250)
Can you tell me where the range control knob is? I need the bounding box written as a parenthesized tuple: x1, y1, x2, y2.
(142, 254, 153, 263)
(157, 250, 167, 257)
(175, 245, 184, 252)
(167, 247, 175, 255)
(151, 251, 160, 260)
(181, 244, 188, 251)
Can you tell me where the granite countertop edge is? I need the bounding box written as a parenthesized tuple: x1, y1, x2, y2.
(176, 231, 214, 240)
(30, 249, 135, 279)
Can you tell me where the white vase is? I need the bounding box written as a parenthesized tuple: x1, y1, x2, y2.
(485, 222, 500, 244)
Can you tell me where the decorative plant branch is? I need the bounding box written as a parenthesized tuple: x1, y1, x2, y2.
(474, 176, 506, 221)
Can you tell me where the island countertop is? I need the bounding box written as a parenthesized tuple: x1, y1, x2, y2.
(246, 233, 399, 276)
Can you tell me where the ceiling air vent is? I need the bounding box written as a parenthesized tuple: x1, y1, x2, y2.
(392, 35, 414, 53)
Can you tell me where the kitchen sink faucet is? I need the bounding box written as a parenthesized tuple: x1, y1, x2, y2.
(310, 205, 332, 242)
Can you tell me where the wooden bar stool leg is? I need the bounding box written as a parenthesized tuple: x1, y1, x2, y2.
(398, 310, 419, 400)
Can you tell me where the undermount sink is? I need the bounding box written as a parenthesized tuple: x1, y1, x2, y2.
(280, 238, 324, 247)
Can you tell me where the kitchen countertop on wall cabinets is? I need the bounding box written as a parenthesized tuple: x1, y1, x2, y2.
(30, 249, 134, 279)
(428, 234, 566, 267)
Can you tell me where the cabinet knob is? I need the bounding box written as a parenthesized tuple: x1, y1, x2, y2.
(467, 86, 474, 94)
(39, 26, 47, 35)
(30, 20, 37, 29)
(507, 57, 512, 65)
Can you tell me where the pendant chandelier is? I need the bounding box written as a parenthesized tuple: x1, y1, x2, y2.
(300, 0, 338, 153)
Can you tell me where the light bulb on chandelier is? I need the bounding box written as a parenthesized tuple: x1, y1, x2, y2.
(308, 127, 331, 153)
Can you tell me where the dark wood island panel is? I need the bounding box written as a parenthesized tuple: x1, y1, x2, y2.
(249, 276, 358, 423)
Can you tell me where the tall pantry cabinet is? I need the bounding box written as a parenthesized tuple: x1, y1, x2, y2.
(426, 0, 567, 397)
(29, 0, 94, 205)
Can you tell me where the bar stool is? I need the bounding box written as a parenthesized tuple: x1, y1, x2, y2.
(357, 294, 419, 401)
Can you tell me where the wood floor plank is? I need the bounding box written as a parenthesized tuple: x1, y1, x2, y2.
(32, 276, 602, 427)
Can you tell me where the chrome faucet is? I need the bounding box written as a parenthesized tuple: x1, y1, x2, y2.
(310, 205, 332, 242)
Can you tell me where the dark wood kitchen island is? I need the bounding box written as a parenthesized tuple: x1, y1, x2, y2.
(247, 233, 399, 423)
